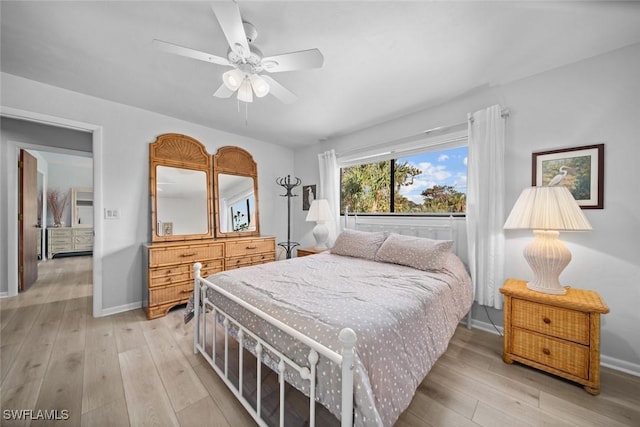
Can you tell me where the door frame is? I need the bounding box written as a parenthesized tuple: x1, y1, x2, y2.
(2, 107, 104, 317)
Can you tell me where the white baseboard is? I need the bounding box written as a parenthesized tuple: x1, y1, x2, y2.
(96, 301, 142, 317)
(0, 292, 9, 298)
(469, 318, 504, 335)
(468, 319, 640, 377)
(601, 355, 640, 377)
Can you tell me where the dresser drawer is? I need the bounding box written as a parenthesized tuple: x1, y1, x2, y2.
(150, 264, 191, 279)
(49, 235, 70, 244)
(149, 243, 224, 267)
(226, 253, 275, 269)
(149, 282, 192, 306)
(512, 328, 589, 379)
(225, 238, 274, 258)
(199, 259, 224, 277)
(512, 299, 590, 344)
(149, 272, 190, 288)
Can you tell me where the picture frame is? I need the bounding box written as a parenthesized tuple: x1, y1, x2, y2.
(162, 222, 173, 236)
(532, 143, 604, 209)
(302, 185, 316, 211)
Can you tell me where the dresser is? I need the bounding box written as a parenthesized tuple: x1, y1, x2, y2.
(47, 227, 94, 258)
(145, 236, 276, 319)
(500, 278, 609, 395)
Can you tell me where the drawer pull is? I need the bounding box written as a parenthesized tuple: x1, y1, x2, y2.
(246, 245, 258, 249)
(180, 289, 191, 294)
(180, 253, 196, 257)
(543, 317, 551, 324)
(542, 348, 551, 356)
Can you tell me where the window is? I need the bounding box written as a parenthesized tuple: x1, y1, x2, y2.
(340, 145, 468, 214)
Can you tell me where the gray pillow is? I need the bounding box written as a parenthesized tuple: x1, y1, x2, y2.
(330, 229, 388, 260)
(375, 233, 453, 271)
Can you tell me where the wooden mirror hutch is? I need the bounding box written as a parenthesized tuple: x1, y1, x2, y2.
(144, 133, 275, 319)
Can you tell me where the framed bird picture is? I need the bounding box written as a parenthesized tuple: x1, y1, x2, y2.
(302, 185, 316, 211)
(532, 143, 604, 209)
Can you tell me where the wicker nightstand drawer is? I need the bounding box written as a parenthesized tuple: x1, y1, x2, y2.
(512, 299, 590, 344)
(512, 328, 589, 379)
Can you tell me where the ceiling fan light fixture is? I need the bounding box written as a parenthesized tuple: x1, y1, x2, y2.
(249, 74, 270, 98)
(237, 78, 253, 103)
(222, 69, 245, 90)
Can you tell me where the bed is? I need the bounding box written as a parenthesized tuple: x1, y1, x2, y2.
(188, 219, 473, 427)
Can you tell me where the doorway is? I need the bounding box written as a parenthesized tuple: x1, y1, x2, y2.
(1, 109, 104, 317)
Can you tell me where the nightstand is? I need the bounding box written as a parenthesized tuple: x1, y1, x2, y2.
(296, 247, 329, 257)
(500, 278, 609, 395)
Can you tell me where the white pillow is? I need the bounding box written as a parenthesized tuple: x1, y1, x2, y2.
(330, 229, 388, 260)
(375, 233, 453, 271)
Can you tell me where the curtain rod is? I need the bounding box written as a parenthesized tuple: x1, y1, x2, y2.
(468, 108, 510, 124)
(337, 121, 467, 158)
(336, 107, 510, 158)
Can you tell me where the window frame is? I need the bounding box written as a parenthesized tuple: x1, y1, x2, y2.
(338, 133, 468, 217)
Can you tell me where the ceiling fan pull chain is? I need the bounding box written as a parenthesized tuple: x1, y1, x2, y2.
(245, 102, 249, 127)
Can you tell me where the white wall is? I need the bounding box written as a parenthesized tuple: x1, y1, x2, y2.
(294, 43, 640, 372)
(1, 72, 294, 313)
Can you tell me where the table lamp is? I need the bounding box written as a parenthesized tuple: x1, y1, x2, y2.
(504, 186, 592, 294)
(305, 199, 332, 249)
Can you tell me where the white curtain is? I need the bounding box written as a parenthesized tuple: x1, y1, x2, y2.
(466, 105, 506, 309)
(318, 149, 340, 244)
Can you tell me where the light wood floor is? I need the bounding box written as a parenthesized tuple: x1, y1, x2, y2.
(1, 257, 639, 427)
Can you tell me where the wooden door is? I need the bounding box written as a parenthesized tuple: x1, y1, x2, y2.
(19, 149, 38, 291)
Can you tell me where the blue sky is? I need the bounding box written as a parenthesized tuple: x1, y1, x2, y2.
(397, 146, 468, 204)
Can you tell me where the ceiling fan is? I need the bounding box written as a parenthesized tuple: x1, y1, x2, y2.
(153, 1, 324, 104)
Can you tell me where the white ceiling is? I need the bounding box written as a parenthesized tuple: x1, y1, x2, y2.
(2, 1, 640, 148)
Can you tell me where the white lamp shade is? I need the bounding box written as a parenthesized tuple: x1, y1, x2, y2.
(237, 78, 253, 103)
(249, 74, 270, 98)
(504, 186, 591, 295)
(305, 199, 332, 222)
(222, 69, 245, 91)
(504, 186, 591, 231)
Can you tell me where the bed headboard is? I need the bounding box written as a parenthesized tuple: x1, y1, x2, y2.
(345, 213, 462, 257)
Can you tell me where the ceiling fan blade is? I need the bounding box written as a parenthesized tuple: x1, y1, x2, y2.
(153, 39, 230, 66)
(213, 83, 236, 98)
(211, 2, 250, 60)
(262, 49, 324, 73)
(260, 75, 298, 104)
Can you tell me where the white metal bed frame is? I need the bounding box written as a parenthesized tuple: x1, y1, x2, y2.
(192, 217, 466, 427)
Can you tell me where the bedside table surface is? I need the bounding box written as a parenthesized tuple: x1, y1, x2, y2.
(296, 247, 330, 256)
(500, 278, 609, 314)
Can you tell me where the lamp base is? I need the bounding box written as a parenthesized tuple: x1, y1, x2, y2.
(523, 230, 571, 295)
(312, 222, 329, 250)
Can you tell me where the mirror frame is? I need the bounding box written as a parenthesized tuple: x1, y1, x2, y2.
(214, 146, 260, 238)
(149, 133, 214, 242)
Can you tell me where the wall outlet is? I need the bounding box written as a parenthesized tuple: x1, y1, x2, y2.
(104, 208, 120, 220)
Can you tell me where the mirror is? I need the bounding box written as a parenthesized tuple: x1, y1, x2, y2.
(156, 166, 209, 236)
(214, 146, 260, 238)
(217, 174, 256, 233)
(150, 134, 213, 242)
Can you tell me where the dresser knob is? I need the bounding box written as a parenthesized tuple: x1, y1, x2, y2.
(543, 317, 551, 324)
(542, 348, 551, 356)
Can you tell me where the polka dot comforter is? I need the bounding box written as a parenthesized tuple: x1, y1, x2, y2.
(193, 252, 473, 427)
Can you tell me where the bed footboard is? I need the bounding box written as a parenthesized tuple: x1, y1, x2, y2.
(193, 263, 356, 427)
